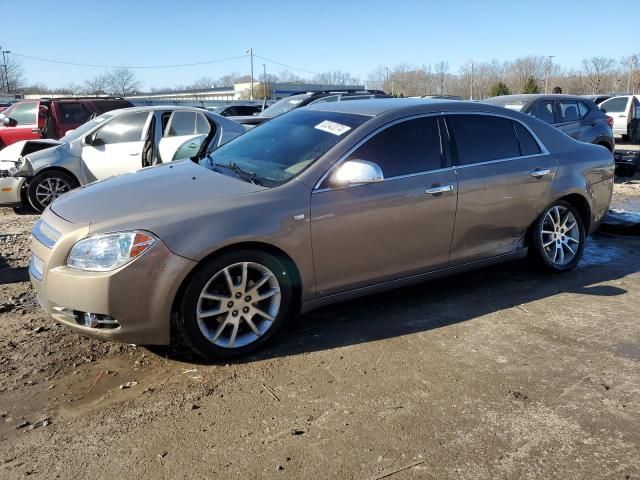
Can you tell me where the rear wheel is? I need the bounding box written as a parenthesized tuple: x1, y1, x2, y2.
(175, 250, 297, 360)
(27, 171, 78, 212)
(530, 201, 585, 272)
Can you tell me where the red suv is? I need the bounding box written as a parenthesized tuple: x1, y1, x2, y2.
(0, 97, 133, 149)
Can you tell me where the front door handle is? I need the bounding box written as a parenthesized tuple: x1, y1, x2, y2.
(129, 152, 141, 156)
(31, 128, 39, 133)
(530, 168, 551, 178)
(618, 114, 627, 118)
(188, 143, 197, 148)
(425, 184, 454, 195)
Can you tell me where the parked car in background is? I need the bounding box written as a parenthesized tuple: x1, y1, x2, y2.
(208, 104, 263, 117)
(0, 102, 12, 113)
(597, 95, 640, 143)
(1, 106, 245, 211)
(484, 94, 614, 151)
(29, 99, 613, 359)
(229, 89, 390, 126)
(0, 97, 133, 149)
(581, 94, 612, 105)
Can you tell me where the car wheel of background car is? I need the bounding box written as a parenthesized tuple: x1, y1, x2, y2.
(175, 250, 297, 360)
(530, 201, 586, 272)
(27, 170, 78, 212)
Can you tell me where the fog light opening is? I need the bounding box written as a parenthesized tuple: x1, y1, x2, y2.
(75, 311, 120, 329)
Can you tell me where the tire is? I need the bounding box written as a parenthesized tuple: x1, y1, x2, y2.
(530, 201, 586, 272)
(27, 170, 78, 213)
(175, 250, 298, 360)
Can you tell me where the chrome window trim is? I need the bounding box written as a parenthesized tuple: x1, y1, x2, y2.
(313, 110, 551, 193)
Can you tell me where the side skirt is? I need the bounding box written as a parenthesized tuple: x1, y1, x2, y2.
(301, 248, 529, 314)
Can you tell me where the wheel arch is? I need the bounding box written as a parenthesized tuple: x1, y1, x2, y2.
(526, 192, 592, 247)
(29, 166, 80, 187)
(170, 241, 303, 324)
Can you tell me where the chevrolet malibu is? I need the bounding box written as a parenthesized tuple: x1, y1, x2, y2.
(30, 99, 614, 359)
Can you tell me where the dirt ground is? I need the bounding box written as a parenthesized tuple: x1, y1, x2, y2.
(1, 144, 639, 479)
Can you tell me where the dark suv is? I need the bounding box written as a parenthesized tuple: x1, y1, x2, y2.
(230, 90, 390, 126)
(484, 94, 614, 152)
(0, 97, 133, 149)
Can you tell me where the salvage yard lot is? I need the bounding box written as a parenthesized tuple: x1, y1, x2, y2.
(1, 146, 639, 479)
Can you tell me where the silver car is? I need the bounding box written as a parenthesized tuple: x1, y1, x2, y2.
(30, 99, 614, 359)
(2, 106, 245, 211)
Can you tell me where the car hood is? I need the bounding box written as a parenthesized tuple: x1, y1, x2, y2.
(50, 159, 266, 225)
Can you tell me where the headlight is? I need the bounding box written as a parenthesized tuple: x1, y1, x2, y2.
(67, 231, 157, 272)
(11, 156, 33, 177)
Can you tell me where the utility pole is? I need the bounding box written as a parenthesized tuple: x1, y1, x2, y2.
(245, 48, 254, 100)
(544, 55, 555, 94)
(0, 48, 8, 94)
(263, 63, 267, 100)
(385, 65, 389, 93)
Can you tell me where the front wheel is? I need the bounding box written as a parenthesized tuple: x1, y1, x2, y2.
(27, 171, 78, 212)
(530, 201, 586, 272)
(175, 250, 297, 360)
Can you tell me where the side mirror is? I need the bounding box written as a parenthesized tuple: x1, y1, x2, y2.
(84, 134, 104, 146)
(332, 160, 384, 187)
(84, 134, 94, 146)
(1, 116, 17, 127)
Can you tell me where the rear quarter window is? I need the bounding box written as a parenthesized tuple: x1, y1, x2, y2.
(600, 97, 628, 114)
(92, 100, 134, 113)
(57, 103, 91, 125)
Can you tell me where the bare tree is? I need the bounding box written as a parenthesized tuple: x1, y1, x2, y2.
(506, 55, 546, 93)
(1, 54, 26, 93)
(105, 67, 142, 97)
(189, 77, 219, 90)
(366, 65, 388, 92)
(434, 61, 449, 95)
(582, 57, 616, 94)
(84, 74, 110, 95)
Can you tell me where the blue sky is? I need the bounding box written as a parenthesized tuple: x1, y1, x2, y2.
(2, 0, 638, 90)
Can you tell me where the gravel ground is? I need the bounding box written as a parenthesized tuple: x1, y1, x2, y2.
(0, 148, 639, 479)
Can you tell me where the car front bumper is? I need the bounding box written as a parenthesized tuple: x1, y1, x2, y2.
(30, 209, 197, 345)
(0, 176, 25, 205)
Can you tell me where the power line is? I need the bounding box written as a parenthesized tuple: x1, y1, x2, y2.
(10, 52, 250, 69)
(253, 54, 319, 76)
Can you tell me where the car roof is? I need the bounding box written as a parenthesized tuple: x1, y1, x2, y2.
(102, 105, 212, 116)
(305, 97, 472, 116)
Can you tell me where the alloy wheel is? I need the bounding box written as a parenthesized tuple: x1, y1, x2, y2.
(196, 262, 281, 348)
(34, 177, 71, 206)
(540, 205, 580, 266)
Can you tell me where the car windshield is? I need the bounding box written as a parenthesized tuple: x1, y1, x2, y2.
(59, 113, 114, 143)
(203, 109, 368, 187)
(259, 94, 312, 118)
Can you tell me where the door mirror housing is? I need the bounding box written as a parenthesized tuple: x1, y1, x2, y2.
(1, 116, 17, 127)
(332, 160, 384, 187)
(85, 133, 104, 147)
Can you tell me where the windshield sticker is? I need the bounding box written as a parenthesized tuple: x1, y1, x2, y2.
(315, 120, 352, 136)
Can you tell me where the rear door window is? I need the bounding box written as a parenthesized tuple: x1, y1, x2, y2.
(600, 97, 628, 114)
(448, 115, 521, 165)
(195, 113, 211, 134)
(58, 103, 91, 124)
(346, 116, 443, 177)
(558, 100, 580, 122)
(165, 111, 210, 137)
(526, 100, 555, 124)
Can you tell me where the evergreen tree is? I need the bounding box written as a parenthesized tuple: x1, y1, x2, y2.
(489, 82, 511, 96)
(522, 76, 539, 94)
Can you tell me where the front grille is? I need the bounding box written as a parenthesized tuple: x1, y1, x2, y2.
(32, 219, 61, 248)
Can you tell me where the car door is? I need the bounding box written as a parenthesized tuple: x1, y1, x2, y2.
(446, 113, 557, 265)
(599, 96, 630, 136)
(158, 111, 211, 162)
(0, 101, 40, 146)
(81, 111, 151, 182)
(555, 99, 582, 140)
(310, 115, 458, 297)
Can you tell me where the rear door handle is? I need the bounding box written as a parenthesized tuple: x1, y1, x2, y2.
(129, 152, 141, 156)
(188, 143, 197, 148)
(618, 115, 627, 118)
(530, 168, 551, 178)
(31, 128, 39, 133)
(425, 184, 454, 195)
